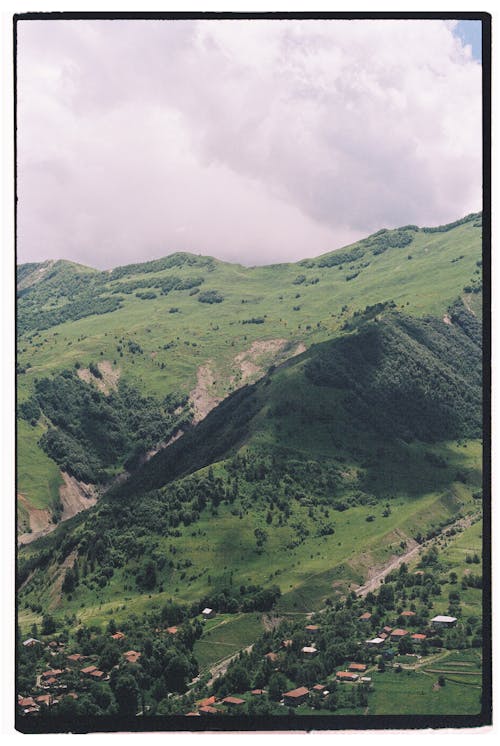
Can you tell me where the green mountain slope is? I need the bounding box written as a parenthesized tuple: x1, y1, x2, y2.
(16, 213, 482, 524)
(17, 306, 482, 631)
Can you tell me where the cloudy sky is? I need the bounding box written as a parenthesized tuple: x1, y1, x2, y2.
(16, 18, 482, 268)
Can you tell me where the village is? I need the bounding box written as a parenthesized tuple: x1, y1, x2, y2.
(17, 591, 464, 719)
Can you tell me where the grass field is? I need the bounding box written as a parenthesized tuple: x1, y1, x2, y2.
(193, 612, 263, 670)
(366, 666, 481, 715)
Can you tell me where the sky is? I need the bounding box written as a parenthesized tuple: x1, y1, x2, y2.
(16, 17, 483, 269)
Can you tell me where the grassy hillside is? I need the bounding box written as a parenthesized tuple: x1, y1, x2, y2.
(16, 214, 482, 521)
(17, 307, 482, 635)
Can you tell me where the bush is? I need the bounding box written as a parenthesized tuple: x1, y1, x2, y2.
(198, 290, 224, 304)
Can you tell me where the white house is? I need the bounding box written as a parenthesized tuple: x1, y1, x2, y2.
(430, 615, 457, 628)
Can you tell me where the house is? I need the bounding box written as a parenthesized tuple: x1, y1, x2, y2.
(197, 696, 217, 708)
(18, 696, 39, 715)
(360, 677, 372, 683)
(22, 638, 41, 648)
(202, 608, 215, 619)
(431, 615, 457, 628)
(111, 631, 125, 641)
(67, 653, 84, 664)
(44, 677, 58, 688)
(336, 671, 359, 682)
(348, 662, 367, 673)
(36, 694, 52, 706)
(81, 665, 98, 676)
(305, 624, 319, 634)
(18, 696, 37, 708)
(265, 651, 279, 663)
(199, 705, 219, 716)
(251, 689, 265, 696)
(390, 628, 409, 641)
(401, 611, 416, 619)
(359, 612, 372, 622)
(123, 650, 141, 664)
(301, 646, 318, 657)
(90, 670, 106, 680)
(281, 639, 293, 649)
(186, 711, 200, 717)
(222, 696, 245, 707)
(366, 637, 385, 647)
(283, 687, 309, 706)
(166, 627, 178, 635)
(41, 669, 64, 680)
(312, 684, 327, 694)
(411, 633, 427, 643)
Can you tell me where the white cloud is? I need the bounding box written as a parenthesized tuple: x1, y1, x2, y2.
(16, 18, 482, 268)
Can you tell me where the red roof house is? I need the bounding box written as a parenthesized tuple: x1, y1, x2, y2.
(283, 687, 309, 706)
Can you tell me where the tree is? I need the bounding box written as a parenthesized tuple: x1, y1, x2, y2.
(136, 558, 157, 590)
(268, 672, 287, 701)
(41, 614, 56, 635)
(99, 642, 120, 672)
(111, 671, 139, 715)
(62, 568, 76, 594)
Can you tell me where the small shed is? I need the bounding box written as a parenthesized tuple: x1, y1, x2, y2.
(202, 608, 215, 619)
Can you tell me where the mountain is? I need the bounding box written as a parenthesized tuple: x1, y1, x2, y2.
(18, 303, 482, 623)
(17, 213, 482, 535)
(16, 213, 485, 720)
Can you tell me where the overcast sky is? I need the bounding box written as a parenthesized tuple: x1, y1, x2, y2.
(16, 18, 482, 269)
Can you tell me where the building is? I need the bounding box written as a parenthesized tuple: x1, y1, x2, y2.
(166, 626, 178, 635)
(81, 665, 98, 677)
(366, 637, 385, 647)
(67, 653, 84, 664)
(265, 651, 279, 663)
(348, 662, 367, 673)
(199, 705, 219, 716)
(281, 639, 293, 649)
(222, 696, 245, 707)
(283, 687, 309, 706)
(197, 696, 217, 708)
(431, 615, 457, 628)
(401, 611, 416, 619)
(90, 670, 107, 680)
(301, 646, 318, 657)
(305, 624, 319, 634)
(411, 633, 427, 643)
(251, 689, 265, 696)
(111, 631, 125, 641)
(123, 650, 141, 664)
(202, 608, 215, 619)
(312, 684, 327, 694)
(359, 612, 372, 622)
(336, 671, 359, 682)
(22, 638, 41, 648)
(390, 629, 409, 641)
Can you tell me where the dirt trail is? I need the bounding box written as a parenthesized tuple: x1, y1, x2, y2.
(206, 645, 254, 687)
(354, 512, 479, 598)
